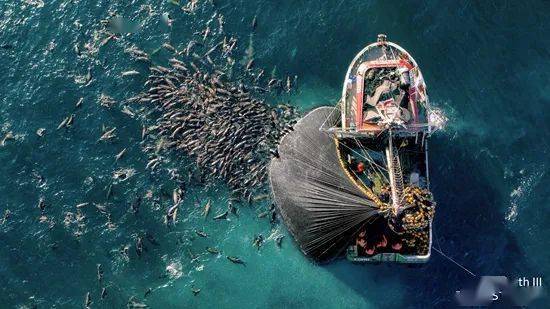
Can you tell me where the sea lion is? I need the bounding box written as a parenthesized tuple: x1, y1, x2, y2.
(99, 94, 115, 108)
(66, 114, 74, 127)
(195, 230, 208, 238)
(1, 209, 10, 225)
(37, 197, 46, 212)
(226, 256, 245, 265)
(115, 148, 126, 161)
(275, 235, 284, 247)
(252, 234, 264, 250)
(162, 43, 176, 53)
(270, 209, 277, 224)
(251, 15, 257, 30)
(97, 264, 104, 283)
(172, 188, 182, 205)
(228, 202, 238, 217)
(213, 210, 228, 220)
(245, 59, 255, 70)
(268, 78, 278, 87)
(286, 76, 292, 92)
(167, 204, 178, 223)
(99, 127, 116, 141)
(128, 296, 148, 308)
(136, 236, 144, 257)
(144, 288, 152, 298)
(217, 14, 224, 31)
(184, 40, 196, 56)
(188, 248, 199, 263)
(106, 183, 113, 199)
(76, 203, 89, 208)
(269, 148, 279, 158)
(122, 70, 140, 77)
(204, 41, 222, 57)
(206, 247, 220, 254)
(84, 292, 92, 308)
(203, 199, 211, 218)
(136, 56, 150, 62)
(100, 34, 116, 47)
(141, 126, 147, 139)
(113, 168, 135, 182)
(252, 194, 269, 202)
(145, 157, 160, 169)
(57, 117, 70, 130)
(161, 12, 173, 27)
(75, 97, 83, 108)
(202, 26, 210, 40)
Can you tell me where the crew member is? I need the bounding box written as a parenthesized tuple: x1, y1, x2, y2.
(356, 161, 366, 173)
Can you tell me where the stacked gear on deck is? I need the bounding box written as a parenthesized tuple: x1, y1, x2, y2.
(389, 186, 435, 254)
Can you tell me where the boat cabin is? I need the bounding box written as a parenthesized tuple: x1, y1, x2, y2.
(339, 34, 431, 137)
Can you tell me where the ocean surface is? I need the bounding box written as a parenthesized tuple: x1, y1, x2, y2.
(1, 0, 549, 308)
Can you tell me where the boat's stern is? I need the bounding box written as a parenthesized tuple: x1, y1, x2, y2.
(346, 221, 432, 264)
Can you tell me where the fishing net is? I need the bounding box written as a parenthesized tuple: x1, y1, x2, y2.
(269, 107, 381, 262)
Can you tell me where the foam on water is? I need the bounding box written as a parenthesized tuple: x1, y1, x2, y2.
(506, 168, 544, 222)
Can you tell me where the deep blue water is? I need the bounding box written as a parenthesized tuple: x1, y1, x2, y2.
(1, 0, 549, 308)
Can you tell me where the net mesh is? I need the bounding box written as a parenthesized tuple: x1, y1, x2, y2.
(269, 107, 381, 262)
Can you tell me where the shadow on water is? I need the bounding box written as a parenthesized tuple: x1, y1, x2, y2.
(322, 135, 542, 308)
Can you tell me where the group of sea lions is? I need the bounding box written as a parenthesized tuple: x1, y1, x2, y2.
(2, 2, 302, 307)
(127, 46, 299, 201)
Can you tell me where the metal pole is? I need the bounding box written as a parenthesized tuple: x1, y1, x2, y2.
(386, 130, 400, 215)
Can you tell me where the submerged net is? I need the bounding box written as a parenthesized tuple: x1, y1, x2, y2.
(269, 107, 381, 262)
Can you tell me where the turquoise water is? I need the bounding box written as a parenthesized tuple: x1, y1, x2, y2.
(1, 0, 549, 308)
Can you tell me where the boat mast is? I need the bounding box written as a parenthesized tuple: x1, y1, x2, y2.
(386, 129, 404, 215)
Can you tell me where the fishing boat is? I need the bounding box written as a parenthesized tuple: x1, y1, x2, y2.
(269, 34, 445, 263)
